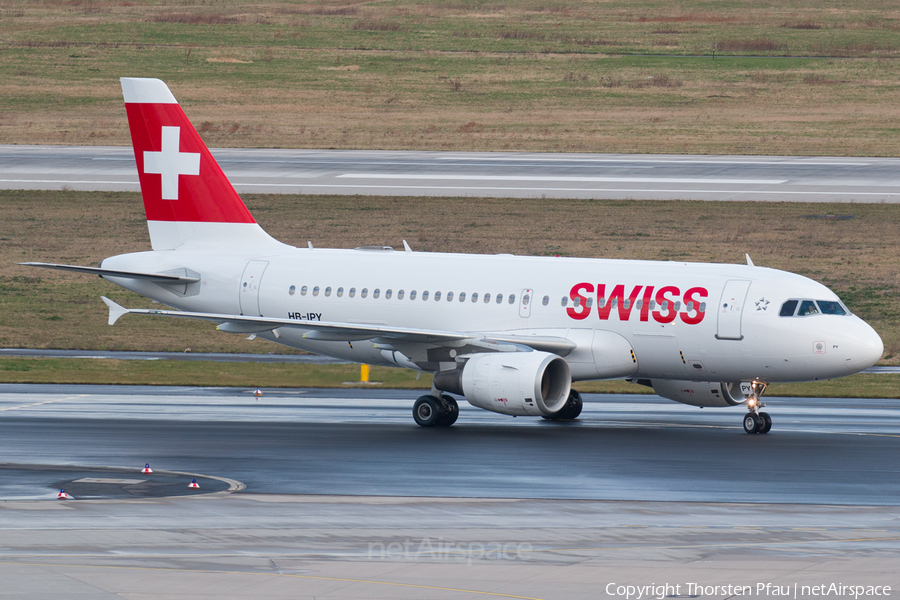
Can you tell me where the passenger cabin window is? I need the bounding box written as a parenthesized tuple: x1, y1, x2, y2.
(471, 293, 478, 303)
(542, 295, 549, 306)
(398, 289, 405, 300)
(361, 288, 368, 298)
(509, 294, 516, 304)
(337, 287, 344, 297)
(422, 291, 430, 301)
(349, 287, 356, 298)
(312, 286, 320, 297)
(289, 285, 296, 296)
(373, 289, 380, 299)
(484, 293, 491, 303)
(434, 291, 441, 301)
(410, 290, 417, 300)
(300, 285, 308, 296)
(459, 292, 466, 302)
(496, 294, 503, 304)
(385, 289, 392, 299)
(447, 292, 454, 302)
(561, 296, 568, 307)
(325, 286, 332, 297)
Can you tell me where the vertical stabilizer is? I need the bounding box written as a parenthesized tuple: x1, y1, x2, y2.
(121, 77, 283, 251)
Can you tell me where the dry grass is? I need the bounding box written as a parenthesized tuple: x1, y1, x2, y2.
(0, 1, 899, 154)
(3, 190, 900, 363)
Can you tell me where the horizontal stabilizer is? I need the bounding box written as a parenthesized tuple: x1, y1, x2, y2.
(101, 296, 130, 326)
(21, 262, 200, 284)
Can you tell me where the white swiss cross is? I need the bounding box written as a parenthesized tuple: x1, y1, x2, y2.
(143, 126, 200, 200)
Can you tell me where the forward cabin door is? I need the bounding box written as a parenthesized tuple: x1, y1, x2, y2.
(239, 260, 269, 316)
(716, 279, 751, 340)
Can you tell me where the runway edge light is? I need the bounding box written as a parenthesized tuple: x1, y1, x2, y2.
(57, 489, 71, 500)
(188, 478, 199, 489)
(142, 463, 153, 474)
(254, 388, 262, 399)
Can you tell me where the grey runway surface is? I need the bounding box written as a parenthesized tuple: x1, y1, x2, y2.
(2, 384, 899, 505)
(3, 145, 900, 202)
(3, 384, 899, 599)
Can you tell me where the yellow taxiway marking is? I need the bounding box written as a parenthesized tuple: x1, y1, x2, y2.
(0, 395, 83, 412)
(0, 561, 547, 600)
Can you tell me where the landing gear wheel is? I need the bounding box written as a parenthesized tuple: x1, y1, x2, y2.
(743, 412, 762, 434)
(413, 395, 442, 427)
(542, 389, 583, 421)
(437, 394, 459, 427)
(758, 411, 772, 434)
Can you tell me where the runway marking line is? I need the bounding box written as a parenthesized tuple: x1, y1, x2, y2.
(0, 560, 548, 600)
(0, 395, 80, 412)
(541, 535, 900, 554)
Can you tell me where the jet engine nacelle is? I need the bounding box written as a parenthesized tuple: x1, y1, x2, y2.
(434, 351, 571, 417)
(651, 379, 751, 408)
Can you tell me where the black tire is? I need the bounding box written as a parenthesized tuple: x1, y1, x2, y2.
(566, 390, 583, 419)
(758, 411, 772, 434)
(413, 395, 442, 427)
(437, 394, 459, 427)
(542, 390, 583, 421)
(743, 412, 761, 434)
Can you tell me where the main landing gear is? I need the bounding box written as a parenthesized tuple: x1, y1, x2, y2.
(742, 380, 772, 435)
(413, 393, 459, 427)
(542, 389, 583, 421)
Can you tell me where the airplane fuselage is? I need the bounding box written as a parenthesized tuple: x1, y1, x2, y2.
(101, 245, 882, 385)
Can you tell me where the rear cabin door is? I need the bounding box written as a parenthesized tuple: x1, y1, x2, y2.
(239, 260, 269, 316)
(716, 279, 751, 340)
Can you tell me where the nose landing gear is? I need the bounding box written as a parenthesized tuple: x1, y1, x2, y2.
(742, 380, 772, 434)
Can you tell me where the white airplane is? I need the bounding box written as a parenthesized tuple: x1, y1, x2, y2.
(23, 78, 884, 434)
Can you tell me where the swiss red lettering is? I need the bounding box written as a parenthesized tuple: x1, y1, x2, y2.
(567, 282, 593, 320)
(679, 287, 708, 325)
(640, 286, 655, 322)
(564, 282, 708, 325)
(596, 284, 643, 321)
(652, 286, 680, 324)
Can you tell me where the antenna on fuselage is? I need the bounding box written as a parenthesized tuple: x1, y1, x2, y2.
(745, 253, 754, 267)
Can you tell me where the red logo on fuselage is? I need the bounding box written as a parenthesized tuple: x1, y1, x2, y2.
(567, 283, 708, 325)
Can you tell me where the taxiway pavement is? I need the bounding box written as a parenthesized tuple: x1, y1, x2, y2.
(2, 145, 900, 202)
(2, 384, 898, 599)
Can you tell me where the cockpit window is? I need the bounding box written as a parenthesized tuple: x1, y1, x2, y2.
(797, 300, 819, 316)
(816, 300, 847, 315)
(779, 300, 798, 317)
(781, 298, 849, 317)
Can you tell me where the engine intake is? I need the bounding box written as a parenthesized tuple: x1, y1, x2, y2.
(434, 351, 571, 416)
(651, 379, 751, 408)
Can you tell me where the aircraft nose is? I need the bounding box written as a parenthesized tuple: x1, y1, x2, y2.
(844, 319, 883, 374)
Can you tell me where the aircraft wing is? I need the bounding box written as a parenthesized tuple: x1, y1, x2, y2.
(21, 262, 200, 284)
(100, 297, 575, 354)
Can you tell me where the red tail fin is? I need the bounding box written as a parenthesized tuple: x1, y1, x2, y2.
(121, 78, 280, 251)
